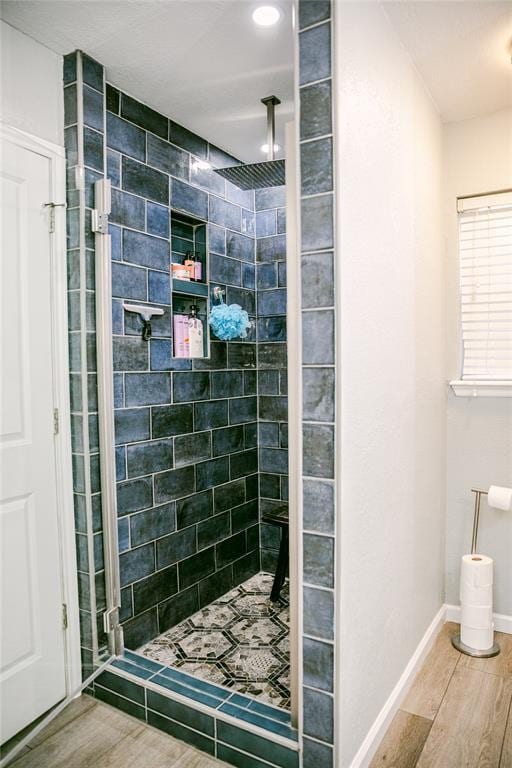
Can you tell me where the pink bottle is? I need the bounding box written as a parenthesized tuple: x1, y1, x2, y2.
(173, 314, 190, 358)
(194, 252, 202, 281)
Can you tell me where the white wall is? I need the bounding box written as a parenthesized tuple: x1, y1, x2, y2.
(335, 3, 445, 764)
(444, 108, 512, 616)
(0, 21, 63, 146)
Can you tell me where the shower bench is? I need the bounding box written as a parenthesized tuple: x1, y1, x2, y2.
(262, 504, 289, 602)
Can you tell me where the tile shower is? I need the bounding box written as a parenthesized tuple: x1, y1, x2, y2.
(102, 81, 290, 697)
(65, 0, 336, 763)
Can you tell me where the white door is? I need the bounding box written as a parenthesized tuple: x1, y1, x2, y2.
(0, 135, 67, 743)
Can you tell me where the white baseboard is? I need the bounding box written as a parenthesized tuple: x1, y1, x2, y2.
(349, 602, 512, 768)
(445, 604, 512, 635)
(348, 604, 446, 768)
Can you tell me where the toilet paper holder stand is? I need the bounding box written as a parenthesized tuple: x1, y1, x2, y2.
(451, 487, 500, 659)
(469, 487, 487, 555)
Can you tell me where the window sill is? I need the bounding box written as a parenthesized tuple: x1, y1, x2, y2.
(449, 380, 512, 398)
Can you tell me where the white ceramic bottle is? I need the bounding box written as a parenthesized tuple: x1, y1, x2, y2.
(188, 304, 204, 358)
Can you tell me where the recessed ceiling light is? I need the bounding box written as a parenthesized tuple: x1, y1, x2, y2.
(252, 5, 281, 26)
(261, 143, 280, 154)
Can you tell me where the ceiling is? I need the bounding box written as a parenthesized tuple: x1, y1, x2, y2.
(0, 0, 294, 162)
(384, 1, 512, 123)
(1, 1, 511, 159)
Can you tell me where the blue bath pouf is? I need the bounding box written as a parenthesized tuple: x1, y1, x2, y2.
(209, 302, 251, 341)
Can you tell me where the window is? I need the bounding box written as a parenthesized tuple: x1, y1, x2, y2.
(456, 191, 512, 386)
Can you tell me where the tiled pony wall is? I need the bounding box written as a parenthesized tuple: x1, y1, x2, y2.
(298, 1, 336, 767)
(64, 50, 108, 676)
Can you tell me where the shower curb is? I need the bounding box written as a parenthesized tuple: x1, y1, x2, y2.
(89, 652, 299, 768)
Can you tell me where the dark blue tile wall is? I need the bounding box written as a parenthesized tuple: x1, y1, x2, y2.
(64, 50, 107, 677)
(298, 1, 336, 766)
(66, 0, 336, 755)
(105, 84, 263, 649)
(256, 187, 288, 571)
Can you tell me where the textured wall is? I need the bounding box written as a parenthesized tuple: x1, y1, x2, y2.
(337, 4, 445, 765)
(104, 84, 263, 649)
(1, 21, 64, 146)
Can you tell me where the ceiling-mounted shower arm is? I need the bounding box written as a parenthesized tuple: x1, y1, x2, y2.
(261, 95, 281, 162)
(213, 94, 285, 190)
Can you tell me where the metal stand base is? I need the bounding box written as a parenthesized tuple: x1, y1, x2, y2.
(451, 633, 500, 658)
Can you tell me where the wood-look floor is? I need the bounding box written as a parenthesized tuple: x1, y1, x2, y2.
(370, 622, 512, 768)
(5, 695, 229, 768)
(3, 622, 510, 767)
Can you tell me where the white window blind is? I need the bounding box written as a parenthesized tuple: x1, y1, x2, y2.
(458, 191, 512, 381)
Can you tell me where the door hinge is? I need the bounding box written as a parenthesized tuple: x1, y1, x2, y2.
(91, 179, 112, 235)
(91, 209, 109, 234)
(53, 408, 59, 435)
(103, 606, 120, 635)
(103, 607, 124, 655)
(43, 202, 66, 233)
(62, 603, 68, 631)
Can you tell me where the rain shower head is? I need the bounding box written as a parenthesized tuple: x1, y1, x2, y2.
(213, 96, 285, 190)
(214, 159, 285, 190)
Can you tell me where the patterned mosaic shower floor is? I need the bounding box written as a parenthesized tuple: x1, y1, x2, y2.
(139, 572, 290, 709)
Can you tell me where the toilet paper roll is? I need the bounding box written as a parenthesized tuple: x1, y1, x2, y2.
(461, 602, 493, 629)
(488, 485, 512, 512)
(460, 555, 494, 587)
(460, 579, 492, 606)
(459, 553, 495, 651)
(460, 554, 493, 604)
(461, 623, 494, 651)
(461, 554, 493, 588)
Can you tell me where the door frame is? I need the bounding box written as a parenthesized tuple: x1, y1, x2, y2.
(1, 124, 82, 699)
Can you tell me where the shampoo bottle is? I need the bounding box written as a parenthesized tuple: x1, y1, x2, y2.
(187, 304, 204, 358)
(173, 314, 189, 357)
(184, 251, 196, 280)
(194, 252, 202, 282)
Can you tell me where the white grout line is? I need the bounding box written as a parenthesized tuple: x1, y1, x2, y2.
(299, 133, 334, 146)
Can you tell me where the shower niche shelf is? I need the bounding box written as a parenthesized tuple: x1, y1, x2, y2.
(170, 210, 210, 360)
(172, 279, 208, 298)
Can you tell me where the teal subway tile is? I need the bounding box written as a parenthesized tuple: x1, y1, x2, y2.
(94, 685, 146, 721)
(247, 699, 292, 725)
(147, 710, 215, 755)
(147, 689, 215, 736)
(157, 665, 231, 700)
(123, 650, 165, 675)
(299, 22, 331, 86)
(299, 0, 330, 29)
(110, 657, 153, 680)
(228, 692, 252, 708)
(219, 702, 297, 740)
(303, 687, 333, 743)
(217, 744, 276, 768)
(303, 737, 333, 768)
(95, 669, 145, 704)
(217, 720, 299, 768)
(151, 673, 222, 709)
